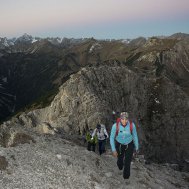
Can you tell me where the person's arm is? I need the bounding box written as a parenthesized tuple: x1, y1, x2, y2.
(132, 123, 139, 151)
(110, 124, 118, 157)
(104, 128, 109, 138)
(91, 129, 96, 139)
(110, 124, 116, 152)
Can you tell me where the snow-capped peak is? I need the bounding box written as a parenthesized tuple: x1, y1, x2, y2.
(16, 33, 33, 43)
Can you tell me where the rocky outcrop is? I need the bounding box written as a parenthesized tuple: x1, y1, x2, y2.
(144, 78, 189, 169)
(17, 64, 150, 133)
(162, 39, 189, 94)
(0, 122, 35, 148)
(0, 156, 8, 171)
(129, 37, 147, 47)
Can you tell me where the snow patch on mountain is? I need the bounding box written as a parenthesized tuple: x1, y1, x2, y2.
(32, 38, 38, 43)
(89, 43, 102, 53)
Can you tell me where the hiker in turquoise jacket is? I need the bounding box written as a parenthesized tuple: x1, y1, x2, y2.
(110, 112, 139, 179)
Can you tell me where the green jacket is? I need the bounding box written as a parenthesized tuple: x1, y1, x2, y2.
(86, 132, 98, 144)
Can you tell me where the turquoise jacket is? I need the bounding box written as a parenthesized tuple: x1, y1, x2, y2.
(110, 121, 139, 152)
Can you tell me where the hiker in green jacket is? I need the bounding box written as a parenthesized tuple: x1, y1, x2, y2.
(86, 129, 98, 152)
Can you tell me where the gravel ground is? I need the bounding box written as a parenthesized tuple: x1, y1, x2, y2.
(0, 134, 188, 189)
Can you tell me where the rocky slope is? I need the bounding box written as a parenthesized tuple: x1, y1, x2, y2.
(0, 132, 188, 189)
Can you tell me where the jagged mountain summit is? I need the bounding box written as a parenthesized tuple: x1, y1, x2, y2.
(0, 33, 90, 52)
(169, 32, 189, 39)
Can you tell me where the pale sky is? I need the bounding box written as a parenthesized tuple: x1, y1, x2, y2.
(1, 0, 189, 39)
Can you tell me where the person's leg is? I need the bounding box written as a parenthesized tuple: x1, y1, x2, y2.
(99, 140, 103, 155)
(123, 142, 134, 179)
(115, 142, 125, 170)
(82, 136, 86, 145)
(87, 142, 92, 151)
(101, 140, 106, 154)
(92, 144, 96, 152)
(103, 139, 107, 153)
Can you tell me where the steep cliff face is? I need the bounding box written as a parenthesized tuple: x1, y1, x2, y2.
(128, 37, 189, 95)
(21, 65, 150, 132)
(162, 39, 189, 94)
(144, 78, 189, 168)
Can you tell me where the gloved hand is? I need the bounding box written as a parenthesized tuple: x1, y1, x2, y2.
(135, 150, 139, 154)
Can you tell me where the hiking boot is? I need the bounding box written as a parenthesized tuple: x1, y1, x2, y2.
(118, 165, 123, 170)
(123, 174, 130, 179)
(117, 162, 123, 170)
(123, 168, 130, 179)
(117, 158, 124, 170)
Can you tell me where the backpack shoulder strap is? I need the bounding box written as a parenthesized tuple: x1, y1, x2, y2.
(116, 119, 133, 136)
(129, 121, 133, 134)
(116, 118, 121, 136)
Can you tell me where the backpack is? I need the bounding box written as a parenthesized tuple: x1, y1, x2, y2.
(115, 118, 133, 136)
(96, 125, 108, 140)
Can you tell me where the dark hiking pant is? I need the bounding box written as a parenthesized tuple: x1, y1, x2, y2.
(98, 139, 106, 155)
(87, 142, 96, 152)
(115, 141, 134, 179)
